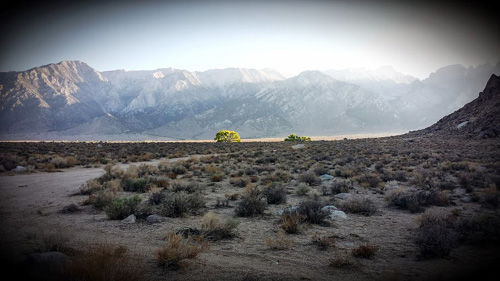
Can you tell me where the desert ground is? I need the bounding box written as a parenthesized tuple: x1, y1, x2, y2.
(1, 135, 499, 281)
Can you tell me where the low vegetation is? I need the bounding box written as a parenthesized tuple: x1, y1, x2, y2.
(3, 135, 500, 279)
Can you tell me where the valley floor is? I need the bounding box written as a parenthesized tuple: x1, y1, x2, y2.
(0, 135, 499, 281)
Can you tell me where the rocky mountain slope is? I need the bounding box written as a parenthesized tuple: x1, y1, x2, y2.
(410, 74, 500, 139)
(0, 60, 498, 140)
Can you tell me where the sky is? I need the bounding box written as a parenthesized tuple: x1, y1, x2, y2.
(0, 0, 499, 79)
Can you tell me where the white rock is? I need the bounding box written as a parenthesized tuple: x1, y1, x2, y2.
(121, 214, 136, 224)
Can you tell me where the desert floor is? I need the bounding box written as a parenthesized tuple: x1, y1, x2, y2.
(1, 136, 499, 281)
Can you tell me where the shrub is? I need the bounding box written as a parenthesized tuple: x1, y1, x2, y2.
(229, 177, 251, 187)
(148, 191, 166, 205)
(298, 172, 321, 186)
(121, 178, 151, 193)
(160, 192, 205, 217)
(235, 185, 267, 217)
(90, 190, 118, 210)
(63, 243, 145, 281)
(295, 183, 310, 196)
(414, 211, 457, 258)
(210, 172, 225, 182)
(454, 213, 500, 245)
(339, 196, 378, 216)
(171, 180, 200, 193)
(329, 181, 352, 195)
(357, 173, 382, 188)
(105, 196, 142, 220)
(79, 179, 103, 195)
(284, 133, 311, 142)
(386, 188, 448, 213)
(214, 130, 241, 143)
(352, 244, 379, 259)
(263, 184, 287, 204)
(297, 199, 328, 224)
(200, 212, 239, 241)
(156, 232, 208, 269)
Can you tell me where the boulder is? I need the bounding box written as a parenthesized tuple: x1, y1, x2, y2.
(334, 193, 352, 200)
(121, 214, 136, 224)
(320, 174, 334, 181)
(13, 166, 27, 173)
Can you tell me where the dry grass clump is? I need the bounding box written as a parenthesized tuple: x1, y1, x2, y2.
(339, 195, 378, 216)
(311, 233, 335, 250)
(351, 244, 379, 259)
(78, 179, 103, 195)
(278, 212, 305, 234)
(265, 230, 291, 250)
(329, 253, 358, 269)
(157, 232, 209, 269)
(63, 243, 145, 281)
(201, 212, 239, 241)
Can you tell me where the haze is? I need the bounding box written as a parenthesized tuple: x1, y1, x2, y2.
(0, 0, 499, 79)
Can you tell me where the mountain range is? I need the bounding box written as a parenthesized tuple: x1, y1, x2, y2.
(0, 60, 499, 140)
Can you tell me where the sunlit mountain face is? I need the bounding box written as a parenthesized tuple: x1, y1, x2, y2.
(0, 60, 498, 140)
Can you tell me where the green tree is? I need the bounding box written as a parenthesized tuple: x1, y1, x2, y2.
(284, 133, 311, 142)
(214, 130, 241, 143)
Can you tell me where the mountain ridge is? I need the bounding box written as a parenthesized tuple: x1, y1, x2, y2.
(1, 60, 499, 140)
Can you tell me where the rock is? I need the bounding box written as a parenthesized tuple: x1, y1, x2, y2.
(25, 251, 69, 272)
(320, 174, 334, 181)
(13, 166, 27, 173)
(321, 205, 338, 212)
(176, 227, 202, 238)
(146, 214, 165, 224)
(460, 197, 472, 203)
(334, 193, 352, 200)
(290, 179, 298, 186)
(291, 144, 305, 150)
(321, 205, 347, 220)
(121, 214, 136, 224)
(384, 180, 399, 191)
(328, 210, 348, 220)
(277, 206, 298, 215)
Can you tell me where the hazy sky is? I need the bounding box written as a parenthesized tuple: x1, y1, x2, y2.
(1, 0, 498, 79)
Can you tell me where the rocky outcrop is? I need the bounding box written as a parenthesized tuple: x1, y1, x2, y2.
(409, 74, 500, 139)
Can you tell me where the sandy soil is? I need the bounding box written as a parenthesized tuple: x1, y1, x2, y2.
(0, 157, 498, 281)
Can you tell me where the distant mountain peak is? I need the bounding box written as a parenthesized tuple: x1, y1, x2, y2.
(323, 66, 416, 84)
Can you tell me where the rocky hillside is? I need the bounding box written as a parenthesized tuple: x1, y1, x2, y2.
(409, 74, 500, 139)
